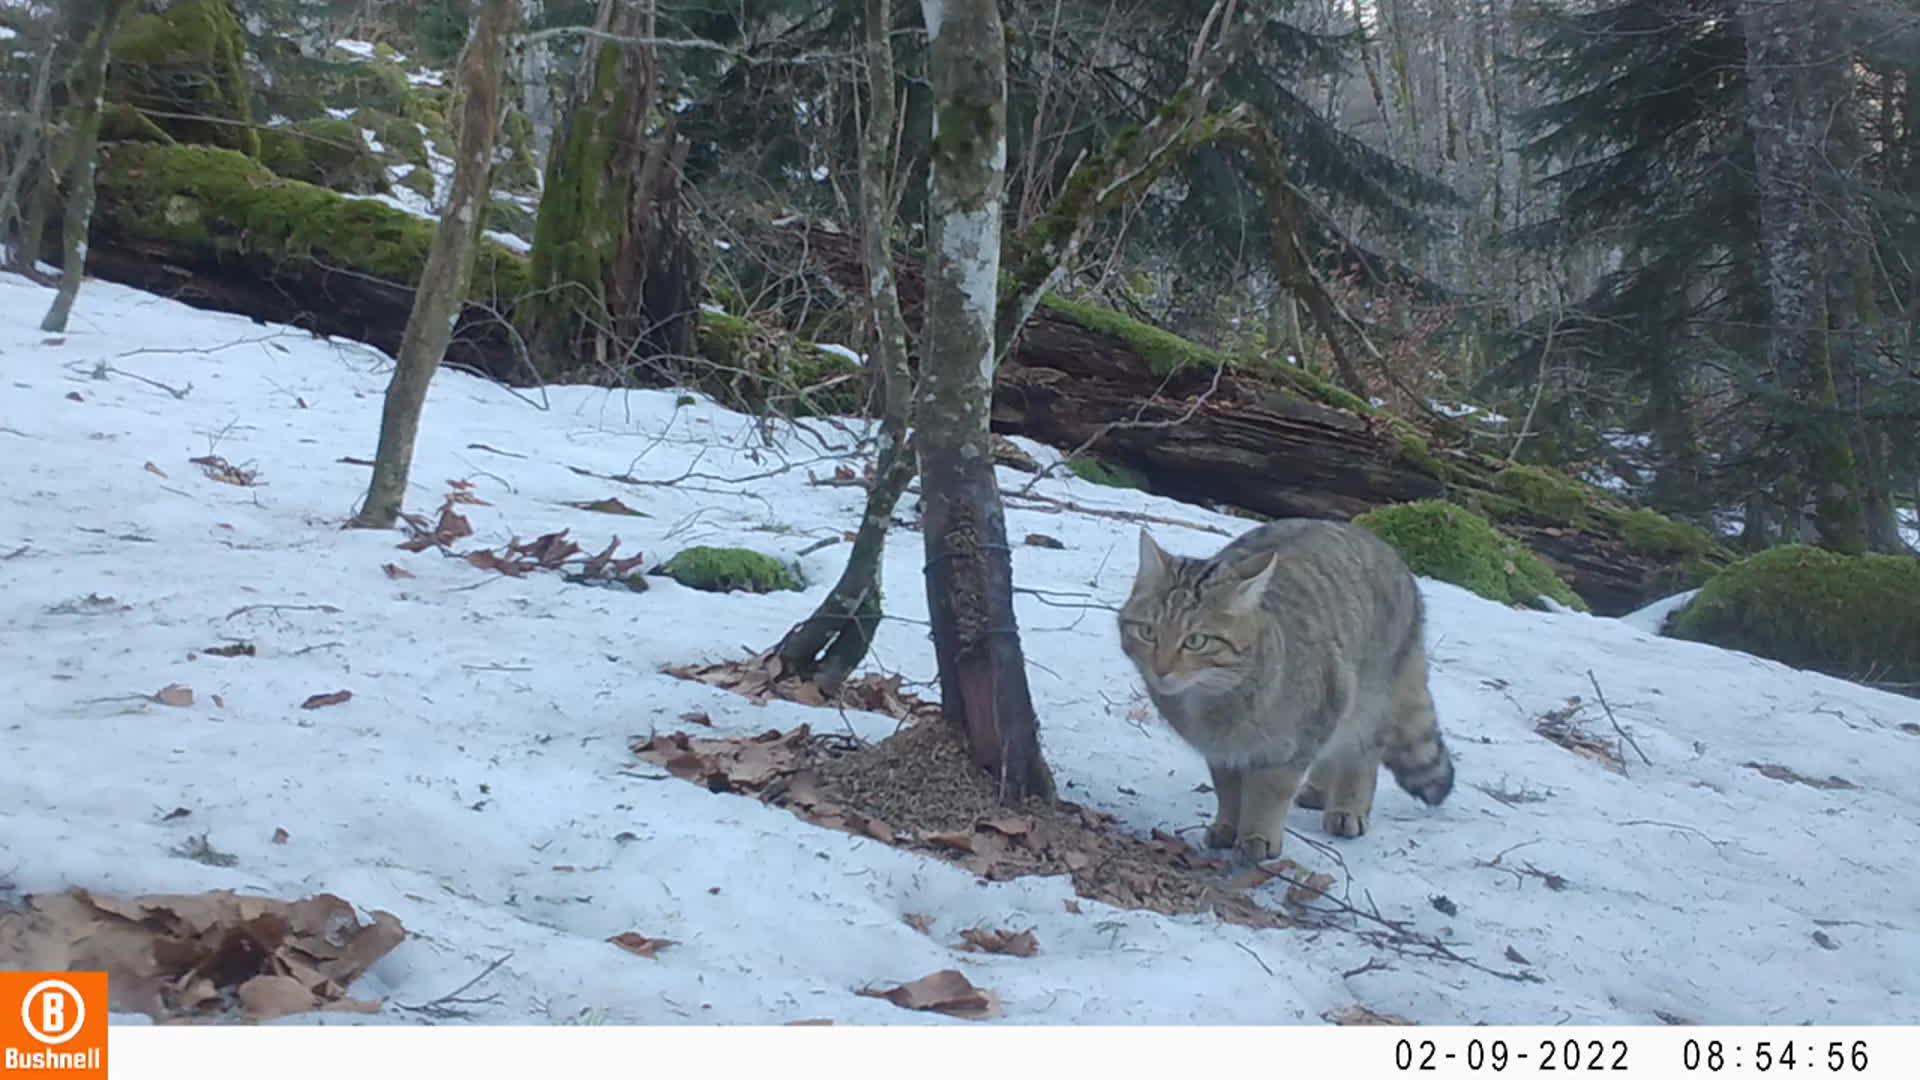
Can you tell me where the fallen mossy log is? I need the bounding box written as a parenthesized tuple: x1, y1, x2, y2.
(72, 144, 1725, 613)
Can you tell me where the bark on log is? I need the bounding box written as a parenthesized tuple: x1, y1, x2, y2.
(67, 170, 1714, 614)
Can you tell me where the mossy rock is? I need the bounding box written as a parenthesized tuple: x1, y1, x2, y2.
(256, 118, 390, 194)
(318, 48, 416, 113)
(485, 198, 536, 241)
(1476, 462, 1721, 561)
(93, 142, 528, 306)
(1668, 545, 1920, 685)
(1354, 500, 1588, 612)
(690, 312, 869, 416)
(351, 109, 430, 171)
(396, 166, 437, 200)
(1067, 456, 1146, 490)
(108, 0, 257, 156)
(658, 546, 801, 594)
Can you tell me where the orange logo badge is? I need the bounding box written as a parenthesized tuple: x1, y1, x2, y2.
(1, 972, 107, 1078)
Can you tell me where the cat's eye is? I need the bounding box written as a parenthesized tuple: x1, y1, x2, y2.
(1181, 632, 1213, 651)
(1126, 621, 1155, 643)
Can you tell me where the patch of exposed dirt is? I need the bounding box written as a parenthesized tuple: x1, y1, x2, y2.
(635, 716, 1296, 930)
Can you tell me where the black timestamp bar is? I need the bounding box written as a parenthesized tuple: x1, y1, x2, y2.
(1394, 1036, 1631, 1072)
(1680, 1039, 1871, 1073)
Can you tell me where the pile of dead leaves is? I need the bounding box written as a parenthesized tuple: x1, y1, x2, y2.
(0, 889, 405, 1023)
(396, 481, 645, 588)
(633, 718, 1298, 931)
(663, 652, 942, 723)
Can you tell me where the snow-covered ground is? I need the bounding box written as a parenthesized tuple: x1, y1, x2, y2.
(3, 272, 1918, 1025)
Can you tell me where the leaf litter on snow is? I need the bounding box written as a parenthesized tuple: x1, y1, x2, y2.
(857, 969, 1001, 1021)
(634, 714, 1296, 931)
(0, 888, 404, 1023)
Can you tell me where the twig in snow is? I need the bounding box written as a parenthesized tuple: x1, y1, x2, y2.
(1587, 669, 1651, 766)
(289, 641, 345, 656)
(74, 360, 193, 399)
(3, 545, 28, 560)
(1234, 940, 1274, 977)
(466, 443, 527, 458)
(223, 603, 343, 621)
(1341, 957, 1392, 980)
(395, 952, 514, 1020)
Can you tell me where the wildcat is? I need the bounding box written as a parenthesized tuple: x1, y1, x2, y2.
(1117, 520, 1453, 864)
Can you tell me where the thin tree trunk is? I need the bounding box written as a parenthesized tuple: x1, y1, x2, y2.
(773, 0, 918, 693)
(917, 0, 1051, 803)
(39, 0, 138, 334)
(1741, 0, 1866, 553)
(0, 40, 58, 255)
(353, 0, 518, 528)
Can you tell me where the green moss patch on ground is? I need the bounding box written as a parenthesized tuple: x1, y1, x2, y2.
(1668, 545, 1920, 686)
(1066, 456, 1147, 490)
(1475, 463, 1722, 562)
(1355, 500, 1588, 611)
(658, 547, 802, 594)
(94, 142, 526, 304)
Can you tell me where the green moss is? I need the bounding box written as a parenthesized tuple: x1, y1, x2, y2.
(485, 198, 535, 241)
(1354, 500, 1588, 611)
(1067, 456, 1147, 490)
(109, 0, 257, 156)
(94, 143, 527, 305)
(1613, 507, 1717, 559)
(1493, 464, 1593, 526)
(397, 165, 437, 199)
(1394, 430, 1448, 481)
(256, 118, 390, 194)
(1483, 462, 1723, 561)
(1039, 294, 1230, 376)
(100, 104, 174, 144)
(659, 546, 801, 594)
(785, 346, 868, 416)
(1668, 545, 1920, 685)
(321, 48, 415, 113)
(352, 108, 430, 170)
(495, 108, 540, 193)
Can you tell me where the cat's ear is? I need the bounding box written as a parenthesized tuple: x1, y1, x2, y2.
(1134, 527, 1170, 589)
(1221, 552, 1279, 614)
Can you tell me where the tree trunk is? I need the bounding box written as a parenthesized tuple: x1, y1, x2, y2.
(522, 0, 697, 382)
(773, 0, 919, 693)
(0, 40, 58, 259)
(518, 0, 557, 179)
(352, 0, 518, 529)
(39, 0, 138, 333)
(1740, 0, 1866, 553)
(917, 0, 1051, 804)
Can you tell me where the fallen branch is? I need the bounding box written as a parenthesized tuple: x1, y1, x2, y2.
(1587, 669, 1651, 767)
(394, 951, 514, 1020)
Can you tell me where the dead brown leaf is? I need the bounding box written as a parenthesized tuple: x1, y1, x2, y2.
(957, 927, 1038, 957)
(903, 913, 935, 935)
(1535, 702, 1626, 775)
(465, 549, 531, 576)
(204, 642, 255, 658)
(144, 461, 168, 479)
(211, 694, 225, 709)
(299, 690, 352, 710)
(608, 932, 676, 959)
(1285, 870, 1338, 908)
(1743, 762, 1857, 790)
(272, 828, 290, 844)
(1062, 900, 1082, 914)
(381, 563, 415, 580)
(858, 970, 1000, 1020)
(573, 497, 646, 517)
(154, 684, 194, 708)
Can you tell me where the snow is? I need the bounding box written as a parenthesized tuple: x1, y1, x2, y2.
(3, 271, 1919, 1026)
(483, 230, 532, 254)
(1616, 589, 1698, 637)
(0, 26, 16, 40)
(331, 39, 378, 60)
(812, 343, 865, 367)
(1901, 507, 1917, 551)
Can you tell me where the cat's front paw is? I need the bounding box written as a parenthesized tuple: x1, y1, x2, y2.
(1204, 820, 1238, 849)
(1233, 833, 1280, 865)
(1322, 808, 1369, 838)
